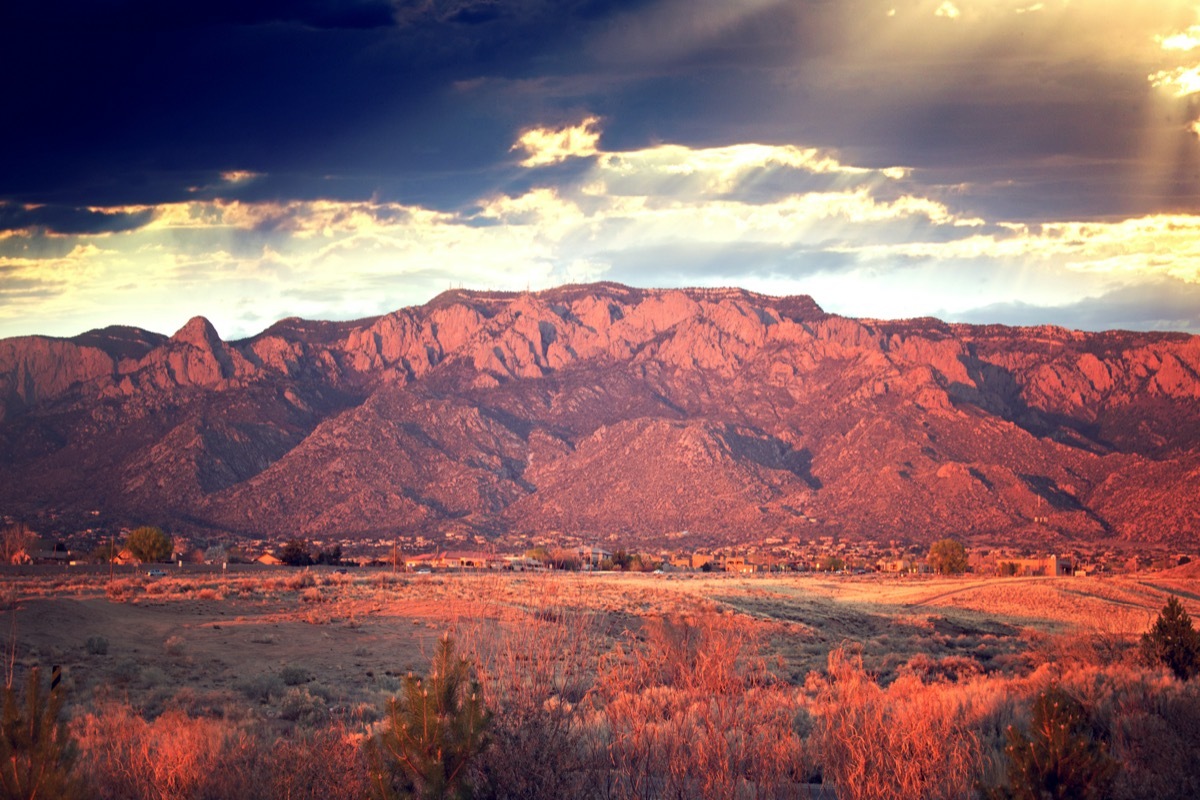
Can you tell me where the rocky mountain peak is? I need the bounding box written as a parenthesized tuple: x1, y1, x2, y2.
(0, 282, 1197, 547)
(171, 316, 223, 351)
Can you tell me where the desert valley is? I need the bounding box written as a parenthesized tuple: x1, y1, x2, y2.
(3, 284, 1200, 799)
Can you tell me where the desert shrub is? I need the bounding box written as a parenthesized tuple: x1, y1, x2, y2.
(1108, 679, 1200, 799)
(0, 667, 83, 800)
(235, 673, 285, 705)
(140, 666, 169, 689)
(71, 700, 418, 800)
(986, 684, 1118, 800)
(85, 635, 109, 655)
(367, 634, 490, 800)
(165, 687, 243, 721)
(105, 579, 140, 602)
(371, 573, 407, 589)
(901, 653, 984, 683)
(1029, 630, 1136, 671)
(112, 658, 142, 685)
(163, 635, 186, 657)
(813, 647, 980, 800)
(278, 687, 329, 726)
(604, 611, 769, 696)
(286, 571, 316, 591)
(1139, 596, 1200, 681)
(280, 665, 313, 686)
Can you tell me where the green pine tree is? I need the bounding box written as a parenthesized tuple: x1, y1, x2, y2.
(987, 685, 1118, 800)
(1140, 595, 1200, 680)
(0, 668, 82, 800)
(368, 635, 490, 800)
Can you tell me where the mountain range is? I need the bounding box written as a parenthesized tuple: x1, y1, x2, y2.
(2, 283, 1198, 548)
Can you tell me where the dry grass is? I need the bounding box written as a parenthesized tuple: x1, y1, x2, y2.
(812, 647, 981, 800)
(3, 568, 1199, 799)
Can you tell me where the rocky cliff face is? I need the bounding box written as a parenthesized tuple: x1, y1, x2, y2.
(2, 283, 1197, 547)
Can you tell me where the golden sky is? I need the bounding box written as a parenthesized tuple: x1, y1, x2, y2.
(3, 0, 1200, 337)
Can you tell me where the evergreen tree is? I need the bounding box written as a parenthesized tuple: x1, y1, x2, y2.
(279, 539, 313, 567)
(988, 685, 1118, 800)
(368, 635, 489, 800)
(1140, 595, 1200, 680)
(0, 668, 82, 799)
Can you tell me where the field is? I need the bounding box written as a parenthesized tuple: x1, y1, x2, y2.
(4, 567, 1200, 799)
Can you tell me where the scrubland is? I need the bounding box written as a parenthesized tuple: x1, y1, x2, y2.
(3, 568, 1199, 799)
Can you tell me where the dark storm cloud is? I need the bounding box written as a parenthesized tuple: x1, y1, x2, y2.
(3, 0, 1198, 238)
(0, 0, 646, 209)
(2, 1, 398, 31)
(0, 203, 154, 236)
(949, 279, 1200, 334)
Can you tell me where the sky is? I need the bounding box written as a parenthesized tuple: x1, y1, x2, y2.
(4, 0, 1200, 340)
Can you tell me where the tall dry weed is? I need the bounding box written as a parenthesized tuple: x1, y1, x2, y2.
(595, 611, 807, 800)
(268, 725, 372, 800)
(73, 697, 372, 800)
(812, 647, 980, 800)
(458, 580, 601, 799)
(74, 700, 244, 800)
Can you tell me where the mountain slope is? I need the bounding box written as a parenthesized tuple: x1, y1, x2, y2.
(1, 283, 1197, 547)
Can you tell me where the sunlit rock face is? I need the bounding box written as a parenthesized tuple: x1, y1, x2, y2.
(1, 283, 1198, 547)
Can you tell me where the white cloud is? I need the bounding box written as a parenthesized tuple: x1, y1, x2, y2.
(5, 117, 1200, 338)
(513, 116, 602, 167)
(935, 2, 960, 20)
(221, 170, 264, 184)
(1149, 65, 1200, 96)
(1158, 25, 1200, 52)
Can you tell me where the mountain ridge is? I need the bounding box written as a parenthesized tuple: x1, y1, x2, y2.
(2, 283, 1197, 547)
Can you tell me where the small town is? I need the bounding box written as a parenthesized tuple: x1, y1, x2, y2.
(5, 517, 1194, 578)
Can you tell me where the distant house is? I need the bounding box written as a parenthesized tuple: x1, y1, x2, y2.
(577, 546, 612, 566)
(255, 553, 283, 566)
(998, 555, 1070, 577)
(877, 558, 925, 573)
(691, 553, 716, 570)
(747, 554, 776, 572)
(724, 556, 762, 574)
(404, 553, 441, 570)
(444, 551, 494, 569)
(112, 548, 141, 566)
(29, 540, 71, 565)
